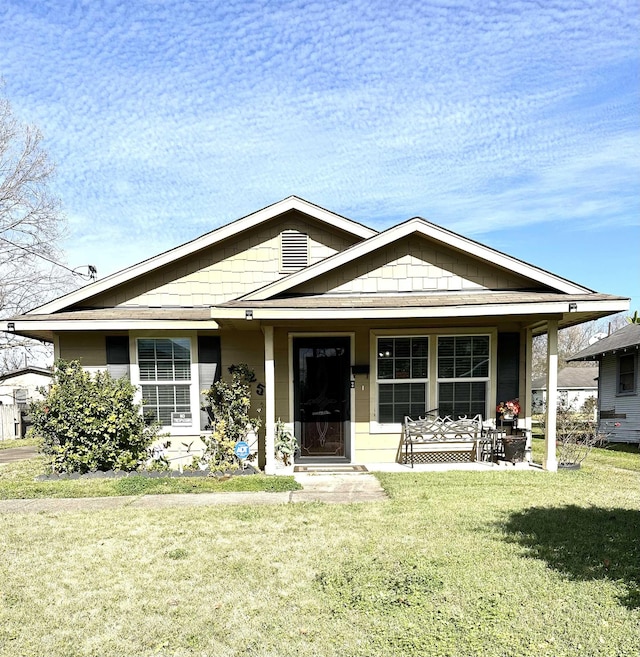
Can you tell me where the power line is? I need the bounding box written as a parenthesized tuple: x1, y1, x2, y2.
(0, 236, 97, 280)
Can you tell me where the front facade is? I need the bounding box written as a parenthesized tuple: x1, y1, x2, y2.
(569, 324, 640, 443)
(5, 197, 629, 470)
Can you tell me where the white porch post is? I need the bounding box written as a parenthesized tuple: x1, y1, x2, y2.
(263, 326, 276, 475)
(522, 328, 533, 462)
(544, 319, 558, 472)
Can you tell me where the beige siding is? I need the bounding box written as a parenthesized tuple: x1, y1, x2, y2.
(58, 333, 107, 367)
(292, 235, 536, 295)
(87, 212, 359, 309)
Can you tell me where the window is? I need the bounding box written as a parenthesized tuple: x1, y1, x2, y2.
(618, 354, 636, 394)
(138, 338, 191, 425)
(437, 335, 489, 418)
(377, 336, 429, 423)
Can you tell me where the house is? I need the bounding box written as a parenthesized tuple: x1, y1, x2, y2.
(3, 197, 630, 470)
(568, 324, 640, 444)
(532, 367, 598, 414)
(0, 366, 52, 439)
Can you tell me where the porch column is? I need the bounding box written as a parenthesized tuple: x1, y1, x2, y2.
(544, 320, 558, 472)
(263, 326, 276, 475)
(522, 328, 533, 462)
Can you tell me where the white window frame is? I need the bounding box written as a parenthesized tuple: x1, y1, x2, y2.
(131, 334, 200, 435)
(375, 335, 430, 429)
(436, 334, 491, 419)
(370, 328, 497, 433)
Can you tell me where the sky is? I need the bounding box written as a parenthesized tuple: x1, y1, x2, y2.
(1, 0, 639, 311)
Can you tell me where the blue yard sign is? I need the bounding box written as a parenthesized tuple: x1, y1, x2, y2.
(234, 440, 250, 460)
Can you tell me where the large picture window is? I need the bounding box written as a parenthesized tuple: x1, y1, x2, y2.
(377, 336, 429, 423)
(138, 338, 191, 425)
(437, 335, 489, 418)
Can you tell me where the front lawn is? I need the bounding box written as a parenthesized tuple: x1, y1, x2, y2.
(1, 446, 639, 656)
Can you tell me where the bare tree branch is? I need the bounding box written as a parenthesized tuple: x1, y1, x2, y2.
(0, 89, 77, 372)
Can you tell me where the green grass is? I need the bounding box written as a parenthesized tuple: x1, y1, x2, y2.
(0, 456, 300, 499)
(0, 449, 639, 656)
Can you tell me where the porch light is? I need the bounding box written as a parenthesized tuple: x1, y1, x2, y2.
(6, 322, 14, 332)
(245, 309, 253, 320)
(568, 303, 578, 312)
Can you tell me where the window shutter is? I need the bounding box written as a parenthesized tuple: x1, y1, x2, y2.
(198, 336, 221, 430)
(280, 230, 309, 272)
(106, 336, 130, 380)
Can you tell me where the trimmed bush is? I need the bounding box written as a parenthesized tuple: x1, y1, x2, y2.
(29, 360, 164, 474)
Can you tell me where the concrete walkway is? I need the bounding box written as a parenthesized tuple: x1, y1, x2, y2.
(0, 471, 388, 514)
(0, 445, 39, 464)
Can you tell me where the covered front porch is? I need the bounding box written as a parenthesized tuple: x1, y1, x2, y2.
(212, 300, 614, 474)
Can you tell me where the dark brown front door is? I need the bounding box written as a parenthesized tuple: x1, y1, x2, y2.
(293, 337, 350, 459)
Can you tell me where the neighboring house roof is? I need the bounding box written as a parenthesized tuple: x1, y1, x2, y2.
(27, 196, 377, 316)
(0, 367, 53, 383)
(532, 367, 598, 390)
(568, 324, 640, 362)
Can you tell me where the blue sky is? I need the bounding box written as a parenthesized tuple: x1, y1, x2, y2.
(2, 0, 638, 310)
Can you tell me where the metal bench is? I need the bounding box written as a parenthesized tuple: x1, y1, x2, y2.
(403, 414, 483, 467)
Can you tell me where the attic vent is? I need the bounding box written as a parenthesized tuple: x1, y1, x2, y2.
(280, 230, 309, 272)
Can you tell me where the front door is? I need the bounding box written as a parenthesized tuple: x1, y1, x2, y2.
(293, 337, 351, 459)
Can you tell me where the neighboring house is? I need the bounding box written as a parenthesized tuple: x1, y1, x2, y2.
(0, 366, 52, 407)
(532, 367, 598, 414)
(0, 366, 52, 439)
(568, 324, 640, 444)
(3, 197, 629, 470)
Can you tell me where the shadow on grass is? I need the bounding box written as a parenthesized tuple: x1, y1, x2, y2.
(503, 505, 640, 609)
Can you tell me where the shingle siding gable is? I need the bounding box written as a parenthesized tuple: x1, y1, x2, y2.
(288, 235, 541, 296)
(82, 213, 360, 309)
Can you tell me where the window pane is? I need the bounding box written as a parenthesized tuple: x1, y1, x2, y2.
(379, 385, 394, 404)
(378, 360, 393, 379)
(412, 338, 428, 357)
(138, 340, 156, 360)
(175, 385, 190, 404)
(139, 361, 156, 381)
(395, 339, 410, 358)
(412, 358, 427, 378)
(395, 359, 411, 379)
(455, 358, 472, 377)
(173, 339, 191, 360)
(174, 361, 191, 380)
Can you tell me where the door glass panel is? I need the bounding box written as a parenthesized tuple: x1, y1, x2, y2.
(294, 338, 350, 458)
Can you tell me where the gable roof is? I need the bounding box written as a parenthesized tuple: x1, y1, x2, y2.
(28, 196, 377, 315)
(0, 367, 53, 383)
(532, 367, 598, 390)
(240, 216, 593, 301)
(568, 323, 640, 362)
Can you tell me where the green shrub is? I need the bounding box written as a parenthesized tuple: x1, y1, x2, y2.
(199, 363, 261, 471)
(29, 360, 165, 474)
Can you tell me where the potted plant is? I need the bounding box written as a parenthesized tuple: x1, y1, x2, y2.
(497, 399, 526, 462)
